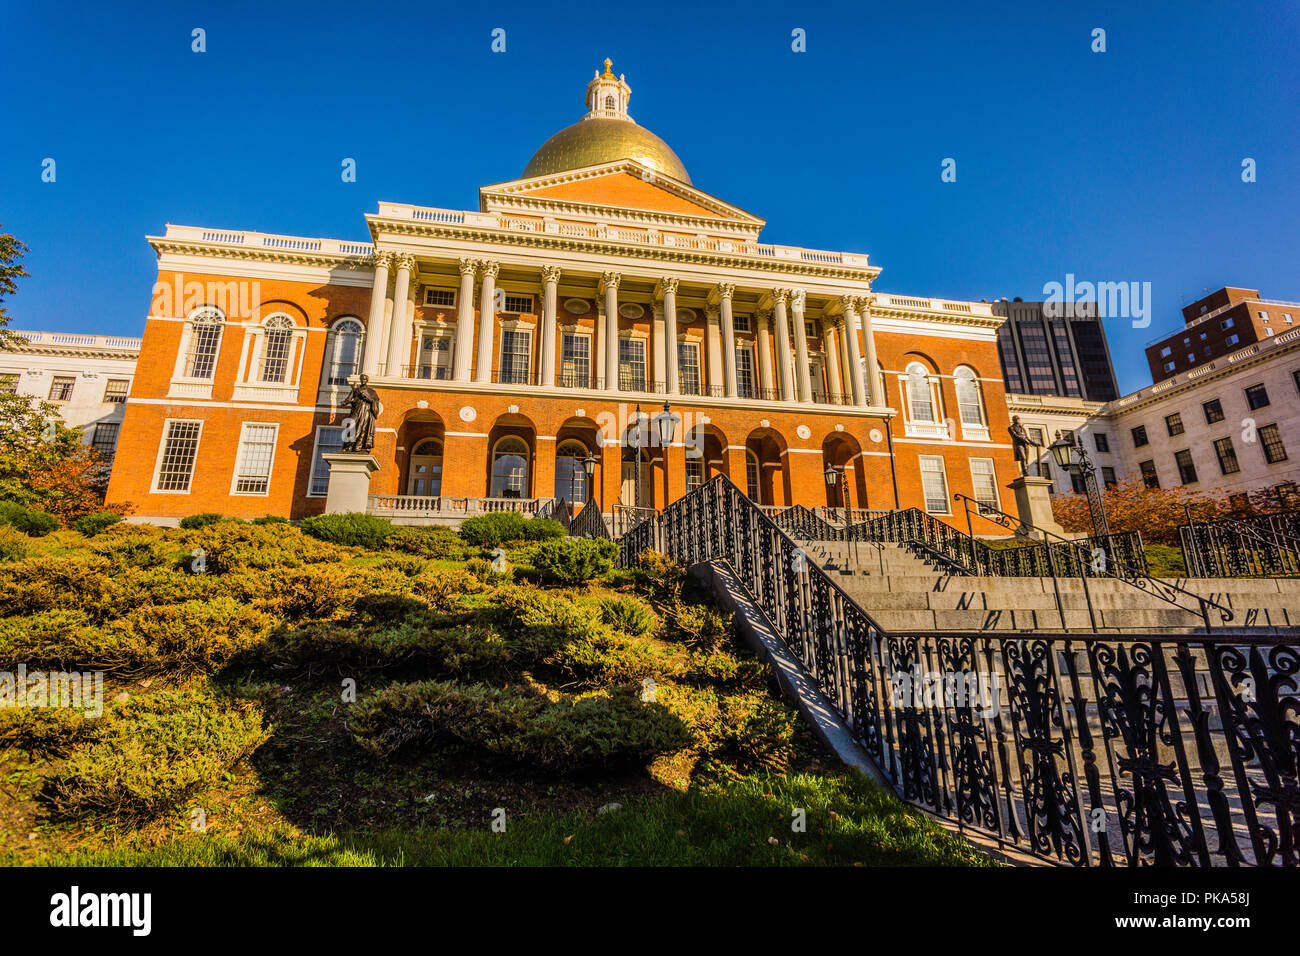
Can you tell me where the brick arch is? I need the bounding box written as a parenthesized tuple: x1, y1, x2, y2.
(745, 426, 789, 505)
(822, 431, 866, 509)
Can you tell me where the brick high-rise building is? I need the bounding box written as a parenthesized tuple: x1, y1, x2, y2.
(1144, 287, 1299, 383)
(106, 61, 1020, 527)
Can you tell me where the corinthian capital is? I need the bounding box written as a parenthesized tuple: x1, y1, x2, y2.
(716, 282, 736, 302)
(600, 271, 622, 292)
(771, 288, 790, 305)
(393, 253, 416, 273)
(372, 250, 394, 271)
(839, 294, 858, 315)
(541, 265, 562, 285)
(481, 260, 500, 279)
(458, 257, 479, 277)
(789, 289, 807, 311)
(658, 276, 680, 296)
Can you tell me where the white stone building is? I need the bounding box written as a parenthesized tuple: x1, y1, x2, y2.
(0, 330, 142, 466)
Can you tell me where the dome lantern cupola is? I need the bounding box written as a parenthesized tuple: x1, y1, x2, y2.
(522, 59, 691, 184)
(585, 58, 632, 121)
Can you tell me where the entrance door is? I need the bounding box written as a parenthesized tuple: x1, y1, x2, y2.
(407, 439, 443, 496)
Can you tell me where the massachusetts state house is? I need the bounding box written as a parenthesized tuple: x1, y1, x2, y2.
(106, 60, 1019, 526)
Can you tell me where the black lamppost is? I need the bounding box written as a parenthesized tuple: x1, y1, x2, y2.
(581, 451, 598, 506)
(1049, 430, 1110, 538)
(825, 463, 857, 562)
(633, 403, 644, 511)
(653, 401, 680, 510)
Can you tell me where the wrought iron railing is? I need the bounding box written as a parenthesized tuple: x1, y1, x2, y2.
(537, 497, 573, 529)
(620, 475, 1299, 867)
(570, 496, 610, 539)
(1179, 512, 1300, 577)
(610, 504, 656, 539)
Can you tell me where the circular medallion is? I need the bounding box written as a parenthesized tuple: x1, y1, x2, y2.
(869, 428, 883, 443)
(458, 406, 477, 423)
(796, 425, 811, 440)
(563, 298, 591, 315)
(619, 303, 645, 319)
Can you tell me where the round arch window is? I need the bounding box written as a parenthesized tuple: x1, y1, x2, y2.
(407, 439, 443, 496)
(491, 437, 530, 498)
(554, 440, 590, 503)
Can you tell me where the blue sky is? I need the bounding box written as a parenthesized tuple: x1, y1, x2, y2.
(2, 0, 1296, 392)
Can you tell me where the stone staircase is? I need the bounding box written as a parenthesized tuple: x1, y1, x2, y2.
(798, 540, 1300, 633)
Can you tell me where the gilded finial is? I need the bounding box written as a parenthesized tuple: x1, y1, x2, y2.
(602, 57, 613, 76)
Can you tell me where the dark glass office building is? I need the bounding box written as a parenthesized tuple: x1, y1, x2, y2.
(991, 299, 1119, 401)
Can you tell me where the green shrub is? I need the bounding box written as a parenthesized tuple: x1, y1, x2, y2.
(386, 525, 468, 560)
(709, 693, 798, 776)
(43, 692, 268, 820)
(466, 555, 513, 584)
(1144, 544, 1187, 578)
(599, 595, 658, 637)
(490, 585, 606, 660)
(0, 501, 60, 536)
(88, 523, 173, 569)
(299, 512, 394, 549)
(71, 511, 123, 537)
(181, 521, 351, 574)
(532, 537, 621, 585)
(178, 512, 225, 530)
(0, 554, 116, 619)
(351, 680, 690, 771)
(459, 513, 566, 548)
(256, 620, 510, 679)
(0, 526, 31, 562)
(670, 601, 733, 652)
(250, 514, 288, 525)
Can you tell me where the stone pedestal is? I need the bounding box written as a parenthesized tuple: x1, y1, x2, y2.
(323, 452, 380, 515)
(1008, 475, 1067, 540)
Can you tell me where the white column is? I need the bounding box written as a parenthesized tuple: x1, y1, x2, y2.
(384, 253, 414, 377)
(660, 278, 679, 393)
(540, 266, 561, 387)
(838, 318, 854, 402)
(772, 289, 793, 402)
(362, 251, 391, 377)
(824, 320, 844, 402)
(602, 272, 620, 391)
(841, 295, 867, 406)
(756, 309, 774, 397)
(859, 294, 885, 406)
(790, 288, 812, 403)
(475, 261, 499, 383)
(705, 306, 723, 396)
(452, 258, 478, 381)
(718, 283, 737, 398)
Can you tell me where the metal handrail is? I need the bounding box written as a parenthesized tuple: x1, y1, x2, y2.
(953, 493, 1233, 630)
(619, 473, 1299, 867)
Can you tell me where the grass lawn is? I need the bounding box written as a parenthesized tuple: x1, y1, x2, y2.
(0, 517, 989, 867)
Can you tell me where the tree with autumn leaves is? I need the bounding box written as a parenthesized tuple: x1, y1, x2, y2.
(1052, 477, 1282, 546)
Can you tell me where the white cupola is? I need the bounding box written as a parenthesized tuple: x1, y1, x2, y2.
(584, 57, 633, 121)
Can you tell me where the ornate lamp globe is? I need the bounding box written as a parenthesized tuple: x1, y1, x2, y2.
(653, 402, 679, 447)
(824, 464, 838, 487)
(1049, 432, 1080, 473)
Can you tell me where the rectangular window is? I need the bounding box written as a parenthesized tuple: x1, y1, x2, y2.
(153, 420, 203, 493)
(684, 456, 704, 493)
(735, 346, 756, 398)
(91, 422, 120, 464)
(502, 294, 533, 315)
(423, 287, 455, 307)
(1165, 413, 1184, 437)
(1163, 362, 1176, 373)
(1175, 449, 1198, 485)
(232, 423, 277, 495)
(804, 319, 816, 340)
(1225, 333, 1240, 346)
(1294, 369, 1300, 395)
(184, 323, 222, 379)
(0, 373, 18, 394)
(1159, 346, 1172, 358)
(1101, 466, 1117, 487)
(1093, 432, 1109, 453)
(1260, 424, 1288, 464)
(416, 334, 453, 380)
(1139, 459, 1160, 489)
(618, 337, 646, 391)
(1213, 437, 1241, 475)
(1245, 383, 1270, 410)
(48, 376, 75, 401)
(1203, 398, 1224, 424)
(498, 329, 532, 384)
(560, 332, 590, 388)
(1070, 471, 1086, 494)
(970, 458, 998, 510)
(1265, 327, 1275, 337)
(103, 379, 130, 403)
(1221, 318, 1235, 330)
(678, 342, 701, 395)
(1131, 425, 1148, 447)
(308, 425, 345, 497)
(732, 314, 751, 333)
(919, 456, 950, 514)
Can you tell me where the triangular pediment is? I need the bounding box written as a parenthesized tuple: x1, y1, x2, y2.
(480, 161, 765, 236)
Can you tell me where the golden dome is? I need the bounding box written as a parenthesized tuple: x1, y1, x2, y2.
(523, 117, 691, 184)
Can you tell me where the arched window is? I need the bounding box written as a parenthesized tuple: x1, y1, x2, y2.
(407, 438, 443, 496)
(259, 315, 295, 383)
(554, 440, 589, 503)
(906, 362, 937, 423)
(604, 94, 615, 111)
(325, 318, 364, 386)
(183, 307, 225, 379)
(491, 437, 529, 498)
(954, 366, 984, 426)
(745, 450, 760, 501)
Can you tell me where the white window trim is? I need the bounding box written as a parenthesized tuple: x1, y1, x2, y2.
(150, 418, 205, 495)
(307, 425, 346, 498)
(900, 365, 949, 440)
(969, 458, 1000, 511)
(168, 307, 227, 399)
(423, 287, 457, 307)
(919, 454, 951, 515)
(318, 317, 367, 400)
(233, 313, 308, 402)
(954, 367, 989, 441)
(414, 326, 456, 380)
(229, 421, 280, 497)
